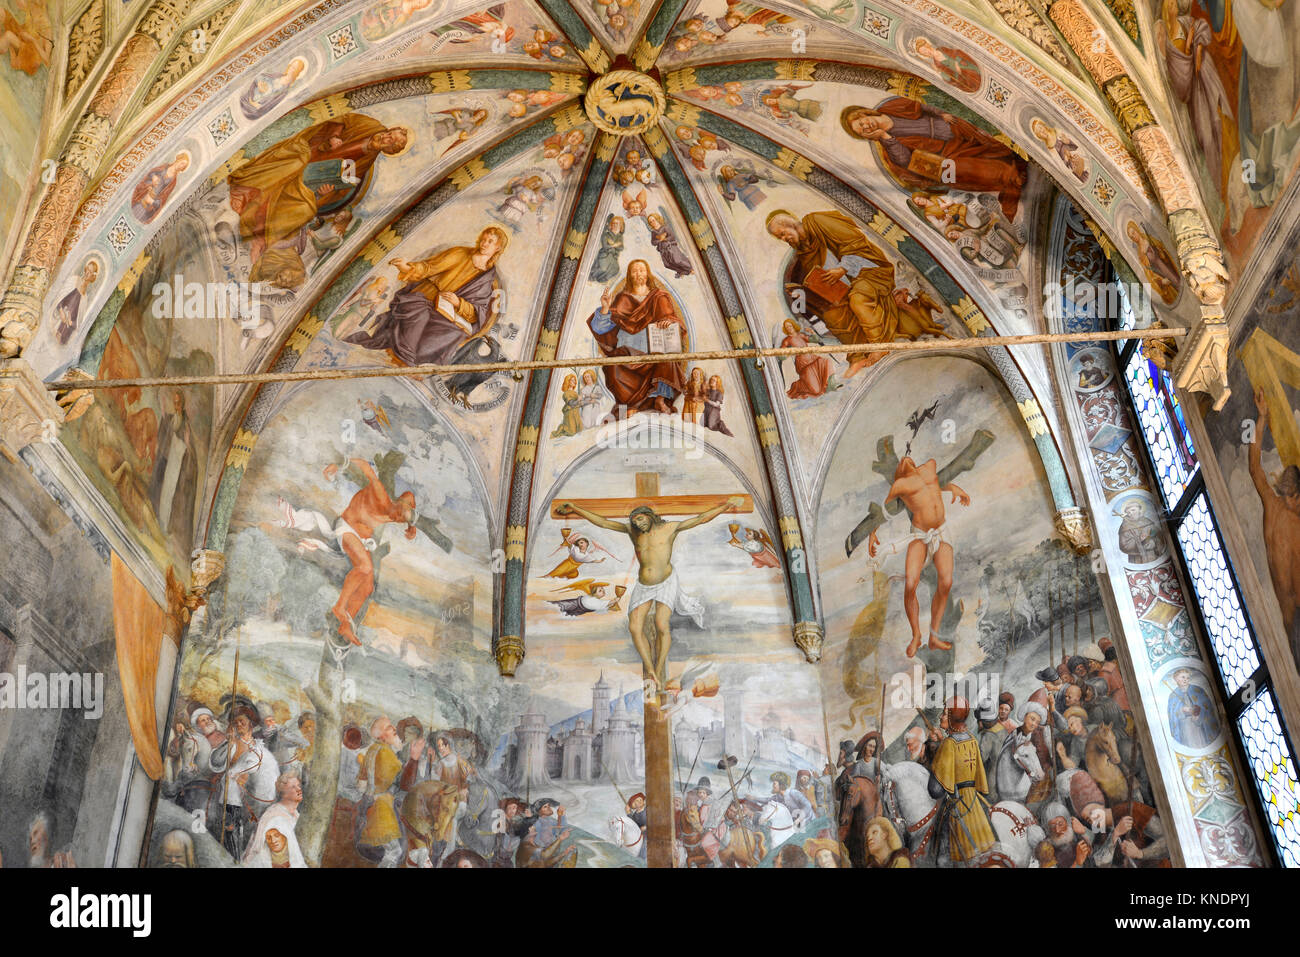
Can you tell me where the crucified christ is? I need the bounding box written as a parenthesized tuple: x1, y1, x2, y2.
(868, 456, 970, 658)
(556, 496, 743, 690)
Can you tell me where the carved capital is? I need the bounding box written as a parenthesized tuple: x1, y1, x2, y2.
(1053, 506, 1093, 555)
(0, 264, 48, 357)
(1173, 314, 1232, 411)
(63, 113, 114, 178)
(496, 634, 525, 677)
(190, 549, 226, 596)
(0, 358, 64, 461)
(793, 620, 824, 663)
(136, 0, 192, 49)
(1168, 209, 1228, 307)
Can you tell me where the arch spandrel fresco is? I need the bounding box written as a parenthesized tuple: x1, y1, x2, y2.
(668, 71, 1197, 330)
(1146, 0, 1300, 273)
(294, 130, 594, 511)
(531, 136, 769, 498)
(31, 85, 579, 382)
(664, 129, 993, 496)
(522, 439, 831, 865)
(816, 354, 1168, 868)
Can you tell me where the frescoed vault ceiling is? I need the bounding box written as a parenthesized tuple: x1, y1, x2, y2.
(7, 0, 1295, 876)
(2, 0, 1251, 623)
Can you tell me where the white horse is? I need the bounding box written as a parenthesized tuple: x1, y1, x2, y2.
(607, 814, 645, 859)
(880, 760, 1041, 867)
(987, 800, 1045, 868)
(994, 738, 1044, 803)
(755, 799, 796, 849)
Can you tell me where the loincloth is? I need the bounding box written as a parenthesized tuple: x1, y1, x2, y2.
(629, 569, 705, 628)
(280, 498, 377, 555)
(907, 523, 953, 562)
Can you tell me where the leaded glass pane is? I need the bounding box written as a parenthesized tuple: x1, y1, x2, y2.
(1117, 282, 1137, 331)
(1175, 493, 1259, 693)
(1239, 689, 1300, 867)
(1124, 343, 1198, 508)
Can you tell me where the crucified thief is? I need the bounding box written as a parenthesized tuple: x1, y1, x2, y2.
(868, 456, 970, 658)
(556, 497, 743, 690)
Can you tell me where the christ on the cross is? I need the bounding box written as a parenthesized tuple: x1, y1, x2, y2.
(556, 496, 744, 690)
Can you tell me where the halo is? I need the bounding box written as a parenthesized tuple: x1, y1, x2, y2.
(386, 125, 415, 157)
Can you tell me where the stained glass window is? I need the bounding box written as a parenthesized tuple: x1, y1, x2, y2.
(1124, 342, 1198, 509)
(1239, 689, 1300, 868)
(1100, 226, 1297, 865)
(1117, 282, 1137, 331)
(1175, 493, 1260, 693)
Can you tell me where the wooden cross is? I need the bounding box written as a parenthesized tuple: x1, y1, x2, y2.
(549, 471, 753, 868)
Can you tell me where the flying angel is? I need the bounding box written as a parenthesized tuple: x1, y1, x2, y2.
(358, 398, 391, 437)
(548, 579, 626, 617)
(543, 527, 619, 578)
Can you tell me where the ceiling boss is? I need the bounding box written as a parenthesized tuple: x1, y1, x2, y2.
(583, 70, 666, 136)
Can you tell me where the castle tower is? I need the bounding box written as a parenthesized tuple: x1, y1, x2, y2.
(603, 695, 638, 783)
(562, 717, 594, 780)
(723, 688, 745, 759)
(592, 671, 612, 735)
(511, 708, 555, 791)
(757, 708, 790, 764)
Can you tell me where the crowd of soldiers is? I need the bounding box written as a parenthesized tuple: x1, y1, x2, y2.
(831, 641, 1170, 868)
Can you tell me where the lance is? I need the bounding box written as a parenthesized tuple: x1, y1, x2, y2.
(717, 755, 756, 861)
(1073, 575, 1080, 657)
(915, 707, 936, 734)
(218, 626, 243, 859)
(681, 737, 705, 796)
(600, 756, 631, 810)
(875, 681, 886, 796)
(1046, 564, 1054, 667)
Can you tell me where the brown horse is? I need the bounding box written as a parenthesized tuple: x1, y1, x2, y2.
(1085, 722, 1128, 803)
(676, 804, 712, 868)
(837, 775, 881, 869)
(718, 801, 767, 867)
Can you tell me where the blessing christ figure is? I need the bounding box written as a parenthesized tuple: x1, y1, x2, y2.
(557, 496, 743, 691)
(588, 259, 690, 416)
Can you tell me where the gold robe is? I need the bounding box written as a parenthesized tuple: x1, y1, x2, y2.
(357, 742, 402, 846)
(394, 247, 490, 332)
(931, 731, 995, 862)
(790, 210, 900, 348)
(227, 112, 389, 248)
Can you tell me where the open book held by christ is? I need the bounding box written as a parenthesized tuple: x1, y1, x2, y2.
(647, 322, 682, 354)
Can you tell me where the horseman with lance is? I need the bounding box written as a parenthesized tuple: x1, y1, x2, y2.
(927, 695, 996, 863)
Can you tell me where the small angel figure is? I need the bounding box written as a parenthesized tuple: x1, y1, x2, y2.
(727, 524, 780, 568)
(543, 527, 619, 578)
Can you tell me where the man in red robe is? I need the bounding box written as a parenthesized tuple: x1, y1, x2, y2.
(840, 97, 1027, 220)
(588, 259, 689, 415)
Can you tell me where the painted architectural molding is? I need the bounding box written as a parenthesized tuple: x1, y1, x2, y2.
(0, 0, 195, 358)
(1173, 317, 1232, 412)
(1053, 505, 1093, 554)
(0, 357, 64, 461)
